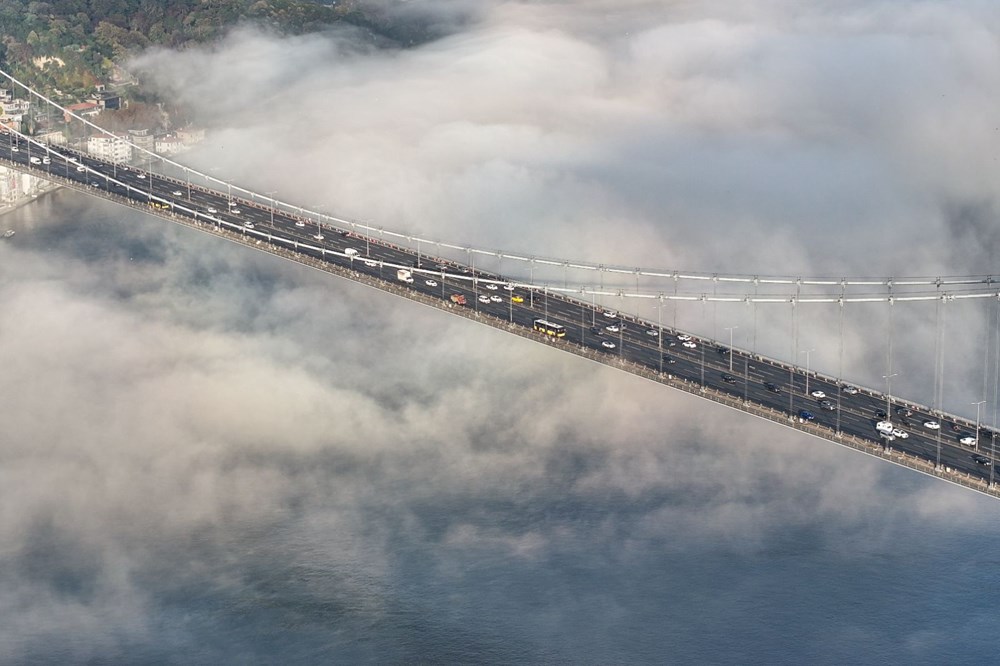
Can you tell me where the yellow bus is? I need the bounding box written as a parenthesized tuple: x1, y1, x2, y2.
(533, 319, 566, 338)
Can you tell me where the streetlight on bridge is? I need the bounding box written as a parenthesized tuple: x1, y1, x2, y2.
(800, 348, 815, 397)
(724, 325, 738, 373)
(973, 400, 987, 452)
(882, 373, 898, 421)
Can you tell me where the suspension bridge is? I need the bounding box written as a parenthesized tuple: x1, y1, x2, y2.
(3, 69, 1000, 500)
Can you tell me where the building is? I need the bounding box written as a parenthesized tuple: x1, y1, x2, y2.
(64, 102, 100, 123)
(35, 129, 67, 146)
(88, 132, 132, 163)
(176, 127, 205, 144)
(89, 90, 122, 111)
(154, 134, 186, 155)
(127, 128, 154, 152)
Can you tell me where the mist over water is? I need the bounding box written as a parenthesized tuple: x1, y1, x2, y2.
(0, 191, 998, 664)
(3, 0, 1000, 662)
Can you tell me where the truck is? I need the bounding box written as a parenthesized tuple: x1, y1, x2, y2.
(450, 293, 467, 305)
(397, 269, 414, 283)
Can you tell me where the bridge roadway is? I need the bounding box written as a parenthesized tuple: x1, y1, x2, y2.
(3, 130, 999, 495)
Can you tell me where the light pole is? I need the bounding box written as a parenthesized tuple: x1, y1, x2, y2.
(265, 190, 277, 228)
(724, 325, 738, 372)
(973, 400, 986, 451)
(800, 348, 815, 397)
(882, 373, 898, 420)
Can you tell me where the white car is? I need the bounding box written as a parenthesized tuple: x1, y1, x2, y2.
(10, 146, 18, 152)
(363, 260, 378, 267)
(682, 341, 697, 349)
(478, 295, 490, 304)
(960, 436, 977, 446)
(344, 248, 359, 256)
(425, 279, 438, 287)
(76, 165, 86, 171)
(603, 310, 618, 318)
(313, 233, 325, 241)
(207, 207, 218, 214)
(606, 324, 620, 333)
(489, 294, 503, 303)
(842, 385, 859, 395)
(601, 340, 616, 349)
(172, 190, 183, 196)
(810, 390, 826, 399)
(230, 208, 241, 215)
(295, 220, 306, 227)
(502, 284, 515, 291)
(243, 221, 255, 229)
(677, 334, 692, 341)
(137, 173, 146, 179)
(923, 421, 940, 430)
(892, 429, 909, 439)
(42, 157, 50, 165)
(646, 329, 659, 337)
(484, 283, 499, 291)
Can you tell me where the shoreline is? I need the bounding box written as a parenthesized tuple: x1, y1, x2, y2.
(0, 179, 62, 220)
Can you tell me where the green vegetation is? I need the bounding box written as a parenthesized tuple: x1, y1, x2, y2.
(0, 0, 365, 99)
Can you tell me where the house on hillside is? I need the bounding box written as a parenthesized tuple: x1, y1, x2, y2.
(64, 102, 100, 122)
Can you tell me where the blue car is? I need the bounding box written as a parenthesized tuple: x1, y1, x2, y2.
(798, 410, 815, 421)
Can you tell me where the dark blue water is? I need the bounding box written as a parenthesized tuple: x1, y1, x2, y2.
(1, 192, 997, 665)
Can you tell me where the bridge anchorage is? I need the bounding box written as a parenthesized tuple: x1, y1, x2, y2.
(2, 67, 1000, 500)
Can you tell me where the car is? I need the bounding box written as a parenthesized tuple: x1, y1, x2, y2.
(295, 220, 306, 227)
(677, 333, 692, 341)
(876, 421, 895, 434)
(344, 248, 359, 256)
(425, 279, 438, 287)
(662, 355, 676, 364)
(207, 207, 218, 214)
(10, 146, 18, 152)
(818, 399, 834, 410)
(798, 410, 815, 421)
(502, 284, 515, 291)
(603, 310, 618, 318)
(892, 428, 909, 439)
(895, 406, 913, 417)
(137, 173, 146, 179)
(810, 390, 826, 399)
(959, 435, 978, 446)
(923, 420, 941, 430)
(606, 324, 620, 333)
(313, 233, 325, 241)
(590, 326, 604, 336)
(601, 340, 616, 349)
(682, 341, 697, 349)
(765, 382, 781, 394)
(489, 295, 502, 303)
(842, 385, 859, 395)
(76, 165, 85, 171)
(364, 260, 378, 268)
(230, 208, 241, 215)
(228, 200, 238, 208)
(972, 454, 992, 466)
(90, 181, 99, 187)
(511, 295, 524, 303)
(477, 295, 490, 304)
(29, 156, 40, 164)
(721, 374, 738, 384)
(484, 283, 499, 291)
(172, 190, 183, 196)
(950, 423, 963, 433)
(717, 346, 730, 356)
(243, 221, 255, 229)
(880, 431, 896, 442)
(646, 329, 659, 337)
(874, 409, 887, 419)
(42, 157, 50, 164)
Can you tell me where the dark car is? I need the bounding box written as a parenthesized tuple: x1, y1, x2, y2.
(874, 409, 887, 419)
(818, 399, 835, 410)
(662, 354, 676, 364)
(590, 326, 604, 336)
(721, 373, 738, 384)
(972, 454, 992, 466)
(798, 410, 815, 421)
(717, 346, 731, 356)
(895, 406, 913, 417)
(764, 382, 781, 394)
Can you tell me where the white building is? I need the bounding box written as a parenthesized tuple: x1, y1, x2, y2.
(0, 165, 48, 203)
(88, 132, 132, 163)
(154, 134, 185, 155)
